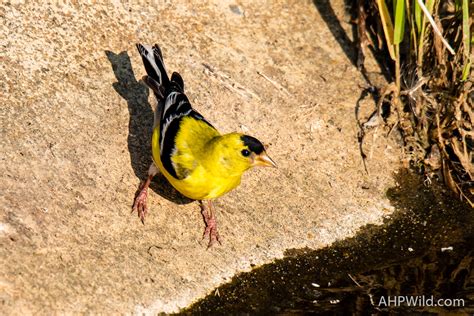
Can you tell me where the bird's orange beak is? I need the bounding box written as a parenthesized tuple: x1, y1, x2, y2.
(254, 151, 277, 168)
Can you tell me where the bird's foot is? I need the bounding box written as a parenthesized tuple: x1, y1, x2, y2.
(200, 202, 221, 248)
(132, 164, 158, 224)
(132, 183, 149, 224)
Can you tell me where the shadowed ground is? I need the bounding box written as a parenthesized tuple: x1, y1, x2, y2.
(186, 170, 473, 314)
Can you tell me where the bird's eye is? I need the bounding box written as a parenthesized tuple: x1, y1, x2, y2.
(241, 149, 251, 157)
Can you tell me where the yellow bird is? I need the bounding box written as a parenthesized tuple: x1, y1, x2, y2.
(133, 44, 276, 246)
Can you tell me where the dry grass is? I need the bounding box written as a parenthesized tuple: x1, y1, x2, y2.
(356, 0, 473, 206)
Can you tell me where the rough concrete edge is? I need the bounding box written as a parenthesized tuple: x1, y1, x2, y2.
(132, 199, 396, 314)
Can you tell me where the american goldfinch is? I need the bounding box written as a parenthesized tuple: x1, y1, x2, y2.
(133, 43, 276, 246)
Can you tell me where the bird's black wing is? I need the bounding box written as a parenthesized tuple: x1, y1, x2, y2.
(159, 82, 214, 179)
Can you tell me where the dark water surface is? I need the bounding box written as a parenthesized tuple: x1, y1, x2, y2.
(183, 170, 473, 315)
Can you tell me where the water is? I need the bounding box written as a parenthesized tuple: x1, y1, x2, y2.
(184, 170, 473, 314)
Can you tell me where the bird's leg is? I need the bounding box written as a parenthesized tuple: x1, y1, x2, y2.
(132, 163, 159, 224)
(200, 200, 221, 247)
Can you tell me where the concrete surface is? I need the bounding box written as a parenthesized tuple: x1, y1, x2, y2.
(1, 0, 400, 314)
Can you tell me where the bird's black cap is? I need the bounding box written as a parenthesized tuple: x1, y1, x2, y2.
(241, 135, 265, 154)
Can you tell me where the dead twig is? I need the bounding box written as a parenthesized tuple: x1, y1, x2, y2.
(416, 0, 455, 55)
(256, 71, 291, 96)
(202, 63, 261, 101)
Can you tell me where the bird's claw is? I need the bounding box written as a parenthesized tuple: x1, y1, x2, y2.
(132, 188, 148, 224)
(201, 205, 221, 248)
(202, 217, 221, 248)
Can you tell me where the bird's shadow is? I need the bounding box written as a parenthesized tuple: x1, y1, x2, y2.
(105, 50, 192, 205)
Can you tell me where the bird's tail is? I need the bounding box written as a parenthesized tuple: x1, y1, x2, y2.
(136, 43, 170, 99)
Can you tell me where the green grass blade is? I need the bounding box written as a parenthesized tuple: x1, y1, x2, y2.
(426, 0, 435, 17)
(462, 62, 471, 81)
(377, 0, 396, 60)
(461, 0, 471, 81)
(394, 0, 406, 45)
(415, 0, 422, 34)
